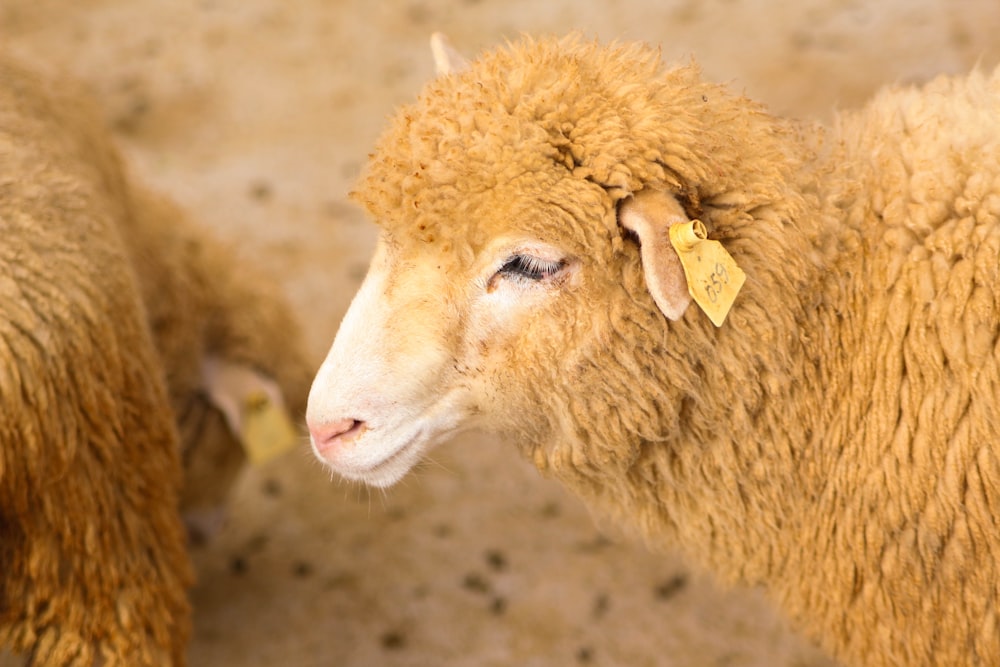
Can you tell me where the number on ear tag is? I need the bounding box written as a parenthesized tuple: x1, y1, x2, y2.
(668, 220, 746, 327)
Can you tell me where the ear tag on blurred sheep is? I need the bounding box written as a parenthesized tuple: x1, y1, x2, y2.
(203, 358, 298, 466)
(241, 391, 299, 465)
(669, 220, 746, 327)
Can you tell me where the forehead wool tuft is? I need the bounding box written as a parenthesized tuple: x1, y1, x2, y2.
(351, 34, 799, 251)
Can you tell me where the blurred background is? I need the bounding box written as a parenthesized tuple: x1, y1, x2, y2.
(3, 1, 999, 665)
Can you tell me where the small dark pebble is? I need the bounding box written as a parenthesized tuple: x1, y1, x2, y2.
(229, 555, 248, 576)
(654, 574, 689, 601)
(380, 631, 406, 651)
(339, 160, 362, 180)
(249, 181, 273, 202)
(540, 501, 561, 518)
(129, 98, 151, 119)
(349, 263, 370, 282)
(112, 97, 151, 133)
(322, 571, 359, 591)
(485, 549, 507, 572)
(592, 593, 610, 618)
(187, 526, 209, 549)
(577, 646, 594, 663)
(462, 572, 491, 594)
(292, 561, 314, 578)
(490, 596, 507, 616)
(575, 535, 613, 553)
(406, 2, 431, 24)
(432, 523, 453, 538)
(261, 477, 282, 497)
(245, 533, 269, 554)
(322, 200, 353, 220)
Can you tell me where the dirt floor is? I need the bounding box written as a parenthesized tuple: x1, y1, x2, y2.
(3, 1, 1000, 665)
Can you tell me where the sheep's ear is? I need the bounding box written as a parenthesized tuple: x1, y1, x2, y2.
(430, 32, 469, 76)
(201, 357, 299, 465)
(618, 190, 693, 321)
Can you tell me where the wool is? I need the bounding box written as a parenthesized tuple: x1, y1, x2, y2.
(315, 35, 1000, 666)
(124, 184, 312, 514)
(0, 54, 310, 665)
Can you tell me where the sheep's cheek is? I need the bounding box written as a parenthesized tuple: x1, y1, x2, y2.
(306, 245, 470, 481)
(461, 285, 559, 416)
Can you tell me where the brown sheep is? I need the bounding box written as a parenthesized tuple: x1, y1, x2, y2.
(305, 35, 1000, 666)
(0, 54, 310, 665)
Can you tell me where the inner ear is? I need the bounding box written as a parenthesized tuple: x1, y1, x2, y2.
(617, 189, 693, 321)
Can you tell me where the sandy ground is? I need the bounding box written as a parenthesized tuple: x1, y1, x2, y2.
(3, 1, 1000, 665)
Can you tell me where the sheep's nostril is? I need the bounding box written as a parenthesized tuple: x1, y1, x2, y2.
(308, 418, 366, 455)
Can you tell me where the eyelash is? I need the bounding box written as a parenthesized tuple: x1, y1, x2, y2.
(497, 254, 565, 282)
(484, 253, 566, 293)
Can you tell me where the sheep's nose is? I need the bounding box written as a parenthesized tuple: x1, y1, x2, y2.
(308, 418, 366, 455)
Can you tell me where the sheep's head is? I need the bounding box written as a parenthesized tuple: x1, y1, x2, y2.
(307, 35, 804, 488)
(307, 159, 630, 488)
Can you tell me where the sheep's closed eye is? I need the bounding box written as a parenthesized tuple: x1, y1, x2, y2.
(486, 253, 567, 292)
(499, 254, 565, 281)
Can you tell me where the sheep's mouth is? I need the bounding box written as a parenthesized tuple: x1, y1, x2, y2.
(313, 394, 468, 488)
(317, 426, 427, 488)
(365, 436, 424, 482)
(367, 431, 418, 467)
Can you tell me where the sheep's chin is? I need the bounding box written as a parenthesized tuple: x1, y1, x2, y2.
(311, 426, 429, 488)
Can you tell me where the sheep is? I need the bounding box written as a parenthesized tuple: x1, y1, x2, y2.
(126, 184, 312, 536)
(305, 34, 1000, 667)
(0, 54, 310, 665)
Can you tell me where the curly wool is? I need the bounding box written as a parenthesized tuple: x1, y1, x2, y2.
(0, 56, 191, 666)
(122, 185, 312, 513)
(0, 55, 311, 665)
(353, 35, 1000, 667)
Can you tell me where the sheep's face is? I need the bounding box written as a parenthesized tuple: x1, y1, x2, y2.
(305, 36, 709, 488)
(305, 34, 788, 487)
(306, 171, 634, 487)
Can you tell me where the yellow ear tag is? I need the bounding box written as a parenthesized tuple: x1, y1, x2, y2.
(241, 391, 298, 465)
(668, 220, 746, 326)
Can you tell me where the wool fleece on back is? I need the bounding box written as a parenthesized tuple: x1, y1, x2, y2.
(306, 35, 1000, 667)
(0, 53, 310, 666)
